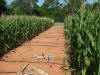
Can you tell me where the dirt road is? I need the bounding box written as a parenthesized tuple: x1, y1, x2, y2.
(0, 25, 71, 75)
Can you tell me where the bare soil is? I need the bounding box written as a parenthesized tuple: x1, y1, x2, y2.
(0, 25, 71, 75)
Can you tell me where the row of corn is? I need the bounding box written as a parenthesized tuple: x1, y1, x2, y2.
(0, 16, 53, 55)
(64, 10, 100, 75)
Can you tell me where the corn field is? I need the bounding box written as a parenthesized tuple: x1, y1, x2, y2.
(64, 10, 100, 75)
(0, 16, 53, 55)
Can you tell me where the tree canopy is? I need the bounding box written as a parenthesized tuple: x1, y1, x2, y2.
(0, 0, 7, 15)
(1, 0, 100, 22)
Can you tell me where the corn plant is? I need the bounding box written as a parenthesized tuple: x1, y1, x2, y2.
(0, 16, 53, 55)
(64, 10, 100, 75)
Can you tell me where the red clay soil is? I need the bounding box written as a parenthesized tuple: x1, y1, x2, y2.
(0, 25, 71, 75)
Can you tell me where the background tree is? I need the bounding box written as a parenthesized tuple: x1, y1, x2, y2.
(0, 0, 7, 15)
(63, 0, 87, 14)
(41, 0, 65, 21)
(98, 0, 100, 5)
(10, 0, 38, 15)
(2, 0, 100, 22)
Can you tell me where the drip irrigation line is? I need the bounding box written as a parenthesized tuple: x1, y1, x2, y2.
(22, 44, 65, 47)
(0, 60, 63, 65)
(36, 36, 64, 39)
(0, 72, 35, 74)
(27, 45, 64, 47)
(30, 41, 65, 45)
(0, 72, 17, 73)
(42, 33, 63, 35)
(40, 34, 63, 36)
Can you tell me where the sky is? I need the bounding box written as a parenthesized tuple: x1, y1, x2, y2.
(6, 0, 64, 5)
(6, 0, 97, 5)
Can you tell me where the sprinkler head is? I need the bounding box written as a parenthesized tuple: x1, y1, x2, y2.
(48, 56, 50, 62)
(42, 53, 45, 57)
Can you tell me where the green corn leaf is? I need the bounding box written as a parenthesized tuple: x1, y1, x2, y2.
(85, 30, 94, 47)
(63, 56, 68, 59)
(83, 49, 87, 56)
(64, 46, 71, 53)
(64, 62, 70, 66)
(97, 34, 100, 75)
(5, 44, 9, 49)
(87, 47, 92, 55)
(65, 69, 75, 75)
(77, 33, 84, 45)
(84, 57, 90, 66)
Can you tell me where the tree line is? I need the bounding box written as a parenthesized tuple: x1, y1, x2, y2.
(0, 0, 100, 22)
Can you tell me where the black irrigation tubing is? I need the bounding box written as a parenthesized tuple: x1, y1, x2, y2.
(22, 44, 65, 47)
(27, 45, 65, 47)
(0, 60, 64, 65)
(0, 72, 35, 74)
(43, 33, 63, 34)
(33, 44, 64, 47)
(36, 37, 64, 39)
(30, 41, 65, 45)
(0, 72, 17, 73)
(40, 34, 63, 36)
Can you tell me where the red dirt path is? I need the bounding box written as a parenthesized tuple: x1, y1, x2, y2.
(0, 25, 71, 75)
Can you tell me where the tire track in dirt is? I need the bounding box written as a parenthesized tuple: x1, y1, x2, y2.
(0, 25, 71, 75)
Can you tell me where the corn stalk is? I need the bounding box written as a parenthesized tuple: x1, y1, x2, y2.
(64, 10, 100, 75)
(0, 16, 53, 55)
